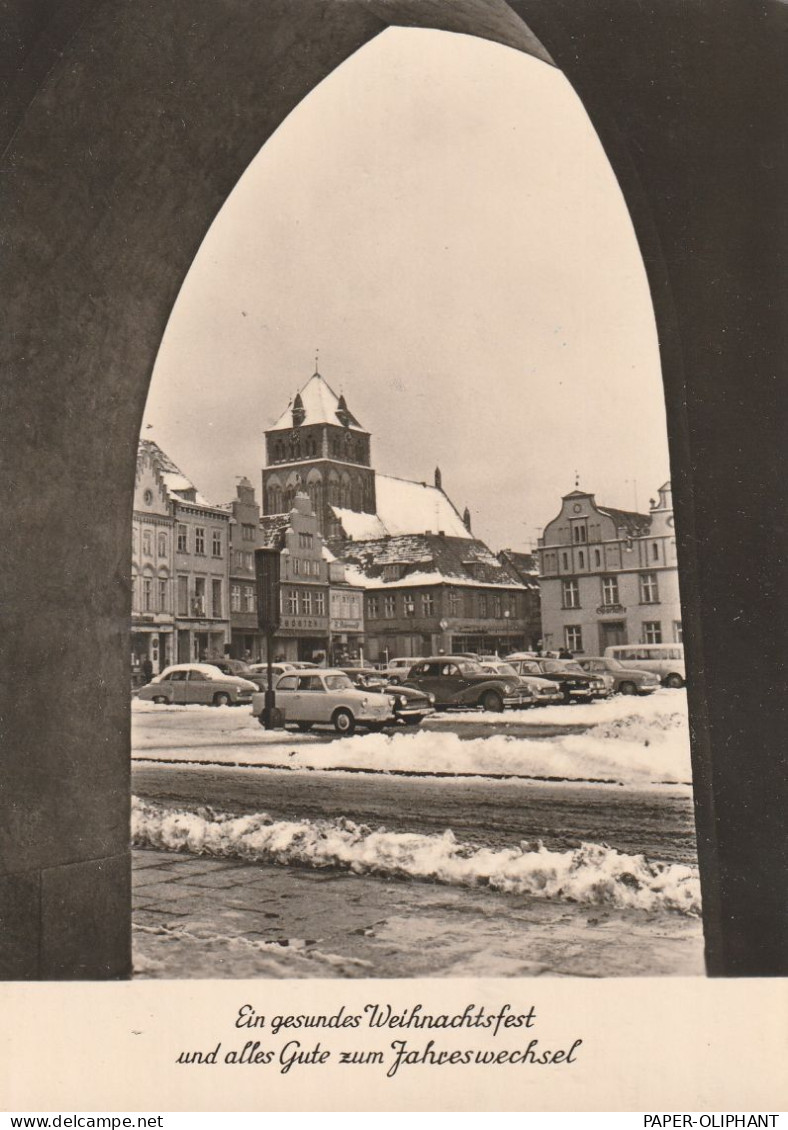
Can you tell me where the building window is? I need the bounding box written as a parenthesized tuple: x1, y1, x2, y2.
(601, 576, 619, 606)
(493, 594, 502, 618)
(643, 621, 662, 643)
(293, 558, 300, 575)
(562, 579, 580, 609)
(302, 590, 312, 615)
(383, 594, 396, 619)
(142, 577, 152, 611)
(639, 572, 659, 603)
(244, 586, 255, 613)
(578, 551, 585, 570)
(594, 549, 601, 567)
(230, 584, 241, 612)
(142, 531, 152, 557)
(565, 625, 583, 653)
(367, 595, 379, 618)
(157, 532, 167, 558)
(242, 524, 256, 542)
(131, 528, 138, 556)
(298, 532, 313, 548)
(572, 523, 587, 543)
(212, 529, 222, 557)
(177, 524, 187, 552)
(158, 578, 167, 611)
(131, 574, 137, 612)
(479, 594, 488, 618)
(673, 620, 683, 643)
(561, 552, 569, 570)
(447, 589, 460, 616)
(177, 576, 188, 616)
(193, 577, 206, 617)
(244, 552, 254, 570)
(287, 590, 298, 615)
(422, 592, 435, 617)
(195, 527, 205, 555)
(382, 564, 402, 582)
(652, 541, 660, 561)
(403, 595, 416, 617)
(314, 591, 325, 616)
(211, 579, 222, 617)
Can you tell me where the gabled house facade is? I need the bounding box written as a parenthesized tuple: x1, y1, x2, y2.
(132, 445, 176, 676)
(537, 481, 682, 655)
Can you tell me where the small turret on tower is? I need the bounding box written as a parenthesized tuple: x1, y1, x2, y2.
(291, 392, 305, 427)
(434, 466, 442, 491)
(463, 506, 472, 532)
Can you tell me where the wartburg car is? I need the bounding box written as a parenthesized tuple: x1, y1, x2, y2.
(137, 663, 258, 706)
(576, 656, 660, 695)
(251, 668, 396, 735)
(403, 656, 534, 712)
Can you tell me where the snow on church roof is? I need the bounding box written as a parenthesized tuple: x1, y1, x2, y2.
(269, 372, 365, 432)
(332, 474, 471, 540)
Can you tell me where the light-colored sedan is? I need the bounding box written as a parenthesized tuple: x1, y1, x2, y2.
(251, 668, 396, 735)
(479, 661, 564, 706)
(136, 663, 258, 706)
(576, 657, 661, 695)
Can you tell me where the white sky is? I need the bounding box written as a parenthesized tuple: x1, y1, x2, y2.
(143, 27, 670, 552)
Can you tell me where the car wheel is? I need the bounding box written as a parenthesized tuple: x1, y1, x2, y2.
(213, 692, 231, 707)
(296, 722, 313, 732)
(152, 695, 169, 705)
(405, 714, 424, 726)
(332, 708, 356, 736)
(481, 691, 504, 713)
(619, 681, 637, 696)
(665, 673, 684, 688)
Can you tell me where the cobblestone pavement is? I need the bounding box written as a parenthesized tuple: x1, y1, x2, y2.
(132, 849, 705, 979)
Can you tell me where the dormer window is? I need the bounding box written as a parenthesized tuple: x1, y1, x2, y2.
(382, 564, 404, 582)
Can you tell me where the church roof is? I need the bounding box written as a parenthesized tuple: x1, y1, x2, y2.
(269, 372, 366, 432)
(331, 473, 471, 540)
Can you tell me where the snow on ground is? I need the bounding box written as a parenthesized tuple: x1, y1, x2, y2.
(131, 797, 700, 917)
(132, 690, 691, 785)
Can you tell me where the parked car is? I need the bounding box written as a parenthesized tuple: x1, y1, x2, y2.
(403, 656, 534, 712)
(380, 657, 415, 684)
(251, 668, 396, 735)
(137, 663, 257, 706)
(340, 668, 435, 725)
(575, 656, 660, 695)
(209, 657, 269, 690)
(504, 657, 604, 703)
(603, 643, 685, 687)
(479, 661, 564, 706)
(247, 661, 300, 687)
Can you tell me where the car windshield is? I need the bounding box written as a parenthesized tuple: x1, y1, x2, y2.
(324, 674, 353, 690)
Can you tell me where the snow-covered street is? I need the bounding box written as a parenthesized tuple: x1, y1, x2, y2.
(132, 687, 691, 787)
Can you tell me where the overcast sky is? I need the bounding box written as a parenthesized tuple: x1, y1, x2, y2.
(143, 27, 670, 552)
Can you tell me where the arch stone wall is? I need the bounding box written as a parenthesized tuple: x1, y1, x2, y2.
(0, 0, 781, 978)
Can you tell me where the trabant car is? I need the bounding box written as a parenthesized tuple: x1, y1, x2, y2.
(576, 657, 660, 695)
(402, 656, 534, 712)
(479, 661, 564, 706)
(251, 668, 395, 735)
(137, 663, 257, 706)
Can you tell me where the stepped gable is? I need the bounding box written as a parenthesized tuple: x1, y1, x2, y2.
(138, 438, 212, 507)
(269, 371, 365, 432)
(338, 533, 527, 590)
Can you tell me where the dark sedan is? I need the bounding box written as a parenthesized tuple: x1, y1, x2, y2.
(340, 668, 435, 725)
(505, 657, 604, 703)
(403, 656, 534, 712)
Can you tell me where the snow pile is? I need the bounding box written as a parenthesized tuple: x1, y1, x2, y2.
(131, 797, 700, 916)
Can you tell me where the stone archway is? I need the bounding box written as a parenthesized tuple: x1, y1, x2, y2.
(0, 0, 781, 978)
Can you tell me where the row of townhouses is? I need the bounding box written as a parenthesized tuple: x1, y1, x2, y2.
(131, 370, 681, 676)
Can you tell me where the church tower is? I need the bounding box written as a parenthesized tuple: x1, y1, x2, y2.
(262, 369, 376, 537)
